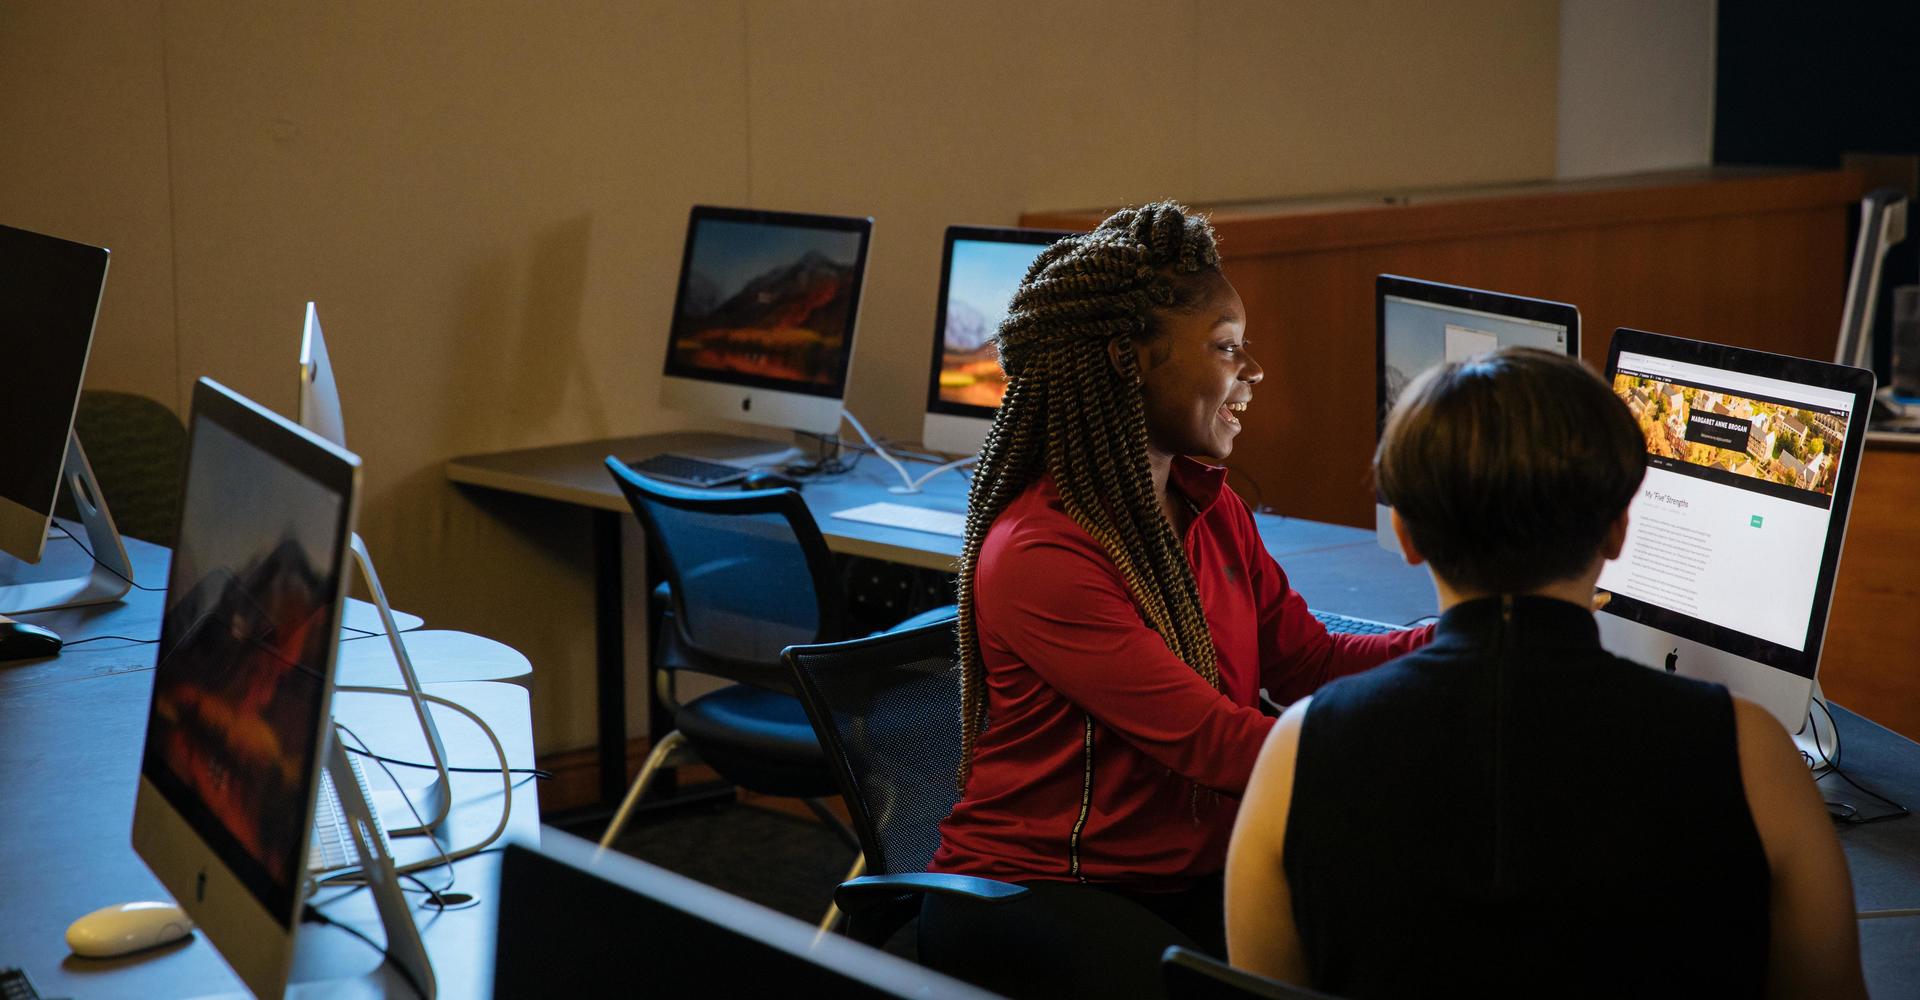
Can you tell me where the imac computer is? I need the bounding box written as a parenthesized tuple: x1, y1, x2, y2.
(297, 301, 455, 839)
(132, 377, 431, 999)
(638, 205, 874, 485)
(0, 223, 131, 617)
(922, 225, 1070, 456)
(1596, 329, 1874, 759)
(1376, 275, 1579, 552)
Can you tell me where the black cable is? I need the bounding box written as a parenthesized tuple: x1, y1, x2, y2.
(332, 723, 457, 894)
(1810, 698, 1909, 825)
(59, 633, 160, 647)
(51, 522, 165, 591)
(301, 903, 428, 1000)
(343, 743, 552, 779)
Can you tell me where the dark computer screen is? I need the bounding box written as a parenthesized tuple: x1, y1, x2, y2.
(497, 833, 998, 998)
(663, 206, 872, 398)
(926, 226, 1067, 418)
(0, 224, 108, 522)
(142, 389, 352, 927)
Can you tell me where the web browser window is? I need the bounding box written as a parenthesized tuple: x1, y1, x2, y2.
(1598, 351, 1855, 659)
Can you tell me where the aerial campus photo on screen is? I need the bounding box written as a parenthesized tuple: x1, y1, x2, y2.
(670, 220, 864, 387)
(1612, 372, 1847, 498)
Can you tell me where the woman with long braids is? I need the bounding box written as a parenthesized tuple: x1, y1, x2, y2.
(920, 202, 1431, 998)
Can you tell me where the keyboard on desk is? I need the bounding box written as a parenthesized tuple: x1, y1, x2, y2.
(308, 747, 392, 873)
(1310, 609, 1404, 636)
(624, 453, 748, 488)
(830, 501, 967, 537)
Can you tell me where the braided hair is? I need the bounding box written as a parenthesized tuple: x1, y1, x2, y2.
(955, 201, 1224, 789)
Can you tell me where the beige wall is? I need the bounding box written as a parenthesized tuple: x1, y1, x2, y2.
(0, 0, 1559, 753)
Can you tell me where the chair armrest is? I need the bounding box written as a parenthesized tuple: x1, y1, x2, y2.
(834, 873, 1028, 913)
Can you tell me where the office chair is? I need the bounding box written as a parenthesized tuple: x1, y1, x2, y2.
(1161, 947, 1339, 1000)
(782, 617, 1026, 948)
(57, 391, 185, 547)
(598, 458, 865, 915)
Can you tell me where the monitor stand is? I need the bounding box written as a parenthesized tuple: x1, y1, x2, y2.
(344, 533, 454, 841)
(1794, 679, 1843, 770)
(0, 432, 131, 615)
(287, 732, 437, 998)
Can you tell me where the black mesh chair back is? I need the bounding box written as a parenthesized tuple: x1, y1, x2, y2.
(608, 457, 846, 691)
(784, 616, 962, 876)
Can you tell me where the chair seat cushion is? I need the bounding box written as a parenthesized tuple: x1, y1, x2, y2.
(676, 684, 839, 799)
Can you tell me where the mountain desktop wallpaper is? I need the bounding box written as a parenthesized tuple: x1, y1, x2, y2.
(671, 220, 865, 386)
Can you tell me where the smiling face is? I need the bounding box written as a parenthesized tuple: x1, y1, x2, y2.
(1131, 270, 1261, 462)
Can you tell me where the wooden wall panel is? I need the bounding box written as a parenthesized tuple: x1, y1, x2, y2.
(1028, 169, 1866, 527)
(1821, 443, 1920, 741)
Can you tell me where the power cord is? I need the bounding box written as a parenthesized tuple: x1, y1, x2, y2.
(1806, 698, 1908, 825)
(50, 522, 164, 592)
(328, 687, 515, 876)
(343, 742, 552, 780)
(839, 409, 976, 494)
(59, 633, 160, 647)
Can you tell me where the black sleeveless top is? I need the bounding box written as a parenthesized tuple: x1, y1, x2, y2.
(1284, 595, 1770, 999)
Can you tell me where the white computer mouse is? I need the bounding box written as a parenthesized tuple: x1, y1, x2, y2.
(65, 901, 195, 958)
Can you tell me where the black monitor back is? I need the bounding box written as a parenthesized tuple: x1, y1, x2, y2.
(496, 830, 999, 999)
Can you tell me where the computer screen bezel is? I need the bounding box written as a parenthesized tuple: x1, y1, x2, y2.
(923, 224, 1071, 422)
(1372, 275, 1581, 550)
(1598, 327, 1876, 680)
(132, 377, 361, 999)
(0, 224, 109, 563)
(661, 204, 874, 400)
(1374, 274, 1582, 441)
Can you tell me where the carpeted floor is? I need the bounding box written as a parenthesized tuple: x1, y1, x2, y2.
(605, 799, 918, 959)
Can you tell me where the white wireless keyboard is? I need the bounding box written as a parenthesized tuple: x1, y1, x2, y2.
(831, 502, 967, 538)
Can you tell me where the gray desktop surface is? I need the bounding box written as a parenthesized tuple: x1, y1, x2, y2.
(4, 529, 1919, 996)
(0, 536, 538, 1000)
(446, 431, 1425, 592)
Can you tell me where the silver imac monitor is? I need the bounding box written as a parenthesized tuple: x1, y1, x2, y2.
(1376, 275, 1579, 551)
(922, 225, 1070, 455)
(1596, 329, 1875, 737)
(297, 301, 346, 448)
(132, 377, 363, 998)
(660, 205, 873, 440)
(0, 224, 109, 562)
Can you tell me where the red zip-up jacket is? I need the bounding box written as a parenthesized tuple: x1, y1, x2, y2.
(931, 460, 1432, 889)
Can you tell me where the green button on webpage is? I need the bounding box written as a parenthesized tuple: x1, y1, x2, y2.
(1750, 515, 1764, 528)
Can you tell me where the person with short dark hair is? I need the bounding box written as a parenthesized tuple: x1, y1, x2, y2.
(1224, 348, 1864, 998)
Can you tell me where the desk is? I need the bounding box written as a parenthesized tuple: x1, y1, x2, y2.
(446, 432, 1437, 812)
(0, 536, 538, 999)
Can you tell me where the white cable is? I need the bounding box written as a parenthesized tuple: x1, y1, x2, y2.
(333, 686, 514, 877)
(838, 408, 977, 494)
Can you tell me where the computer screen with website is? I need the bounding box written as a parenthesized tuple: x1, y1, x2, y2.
(1595, 329, 1875, 734)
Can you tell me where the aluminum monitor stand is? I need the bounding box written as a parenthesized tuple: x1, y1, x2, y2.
(346, 533, 454, 840)
(0, 432, 131, 615)
(312, 728, 437, 998)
